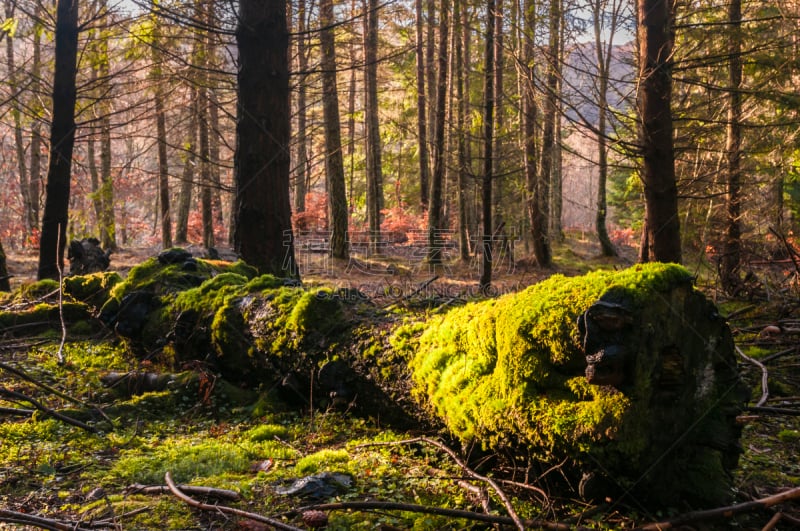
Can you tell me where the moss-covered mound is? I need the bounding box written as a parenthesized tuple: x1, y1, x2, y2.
(404, 263, 747, 507)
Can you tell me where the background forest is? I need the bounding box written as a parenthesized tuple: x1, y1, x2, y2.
(0, 0, 799, 284)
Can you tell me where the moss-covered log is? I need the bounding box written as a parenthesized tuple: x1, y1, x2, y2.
(22, 252, 746, 508)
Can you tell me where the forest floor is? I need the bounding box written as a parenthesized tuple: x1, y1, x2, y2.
(1, 234, 799, 530)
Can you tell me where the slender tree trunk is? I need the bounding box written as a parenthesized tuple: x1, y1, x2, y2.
(479, 0, 495, 290)
(29, 4, 43, 233)
(415, 0, 431, 209)
(720, 0, 742, 291)
(538, 0, 559, 253)
(524, 0, 550, 267)
(594, 0, 619, 257)
(638, 0, 681, 263)
(492, 0, 504, 244)
(5, 0, 33, 238)
(234, 0, 297, 277)
(427, 0, 449, 264)
(455, 0, 469, 261)
(364, 0, 384, 254)
(152, 0, 171, 248)
(550, 2, 565, 242)
(175, 88, 197, 245)
(319, 0, 349, 260)
(294, 0, 308, 214)
(346, 0, 358, 212)
(38, 0, 79, 280)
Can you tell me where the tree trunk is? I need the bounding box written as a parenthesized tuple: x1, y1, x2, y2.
(455, 0, 469, 262)
(426, 0, 449, 264)
(364, 0, 384, 255)
(319, 0, 349, 260)
(594, 0, 619, 257)
(415, 0, 431, 209)
(29, 4, 44, 234)
(234, 0, 297, 277)
(492, 0, 505, 245)
(0, 238, 9, 291)
(524, 0, 551, 267)
(175, 89, 197, 245)
(479, 0, 495, 290)
(638, 0, 681, 263)
(152, 0, 171, 248)
(293, 0, 309, 214)
(720, 0, 742, 292)
(38, 0, 79, 281)
(5, 0, 34, 238)
(539, 0, 559, 254)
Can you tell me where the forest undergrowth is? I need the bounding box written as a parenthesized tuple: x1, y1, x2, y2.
(1, 235, 799, 530)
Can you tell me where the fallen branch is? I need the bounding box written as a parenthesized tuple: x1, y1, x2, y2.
(294, 500, 581, 530)
(126, 482, 241, 501)
(737, 345, 769, 407)
(164, 472, 303, 531)
(355, 436, 529, 530)
(635, 485, 800, 530)
(0, 387, 99, 433)
(0, 406, 33, 417)
(761, 346, 799, 364)
(0, 509, 94, 531)
(0, 361, 112, 426)
(746, 406, 800, 416)
(383, 276, 439, 309)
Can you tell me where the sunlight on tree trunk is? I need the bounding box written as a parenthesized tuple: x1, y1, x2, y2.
(426, 0, 448, 264)
(415, 0, 430, 209)
(480, 0, 495, 290)
(320, 0, 349, 261)
(364, 0, 384, 255)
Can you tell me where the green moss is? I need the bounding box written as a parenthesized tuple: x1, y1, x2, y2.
(62, 272, 122, 310)
(246, 423, 290, 442)
(295, 448, 351, 474)
(110, 439, 252, 484)
(404, 263, 730, 501)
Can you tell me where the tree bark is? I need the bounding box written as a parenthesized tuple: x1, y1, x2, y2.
(524, 0, 551, 267)
(415, 0, 431, 209)
(538, 0, 559, 255)
(175, 88, 197, 245)
(151, 0, 171, 248)
(426, 0, 449, 264)
(720, 0, 742, 292)
(5, 0, 34, 238)
(29, 4, 43, 234)
(454, 0, 469, 262)
(594, 0, 620, 257)
(319, 0, 349, 260)
(234, 0, 298, 276)
(364, 0, 384, 255)
(638, 0, 681, 263)
(293, 0, 309, 214)
(479, 0, 495, 290)
(0, 238, 9, 291)
(38, 0, 79, 280)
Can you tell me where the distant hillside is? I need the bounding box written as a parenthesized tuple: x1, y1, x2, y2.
(561, 40, 636, 127)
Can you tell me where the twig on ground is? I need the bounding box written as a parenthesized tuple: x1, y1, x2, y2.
(746, 405, 800, 416)
(164, 472, 303, 531)
(0, 509, 95, 531)
(383, 275, 439, 309)
(0, 387, 99, 433)
(635, 485, 800, 530)
(0, 360, 113, 426)
(737, 345, 769, 407)
(56, 223, 66, 365)
(126, 482, 241, 501)
(0, 406, 33, 417)
(761, 346, 799, 364)
(294, 500, 581, 530)
(355, 436, 529, 530)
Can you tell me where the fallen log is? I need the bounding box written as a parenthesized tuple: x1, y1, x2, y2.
(79, 254, 751, 507)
